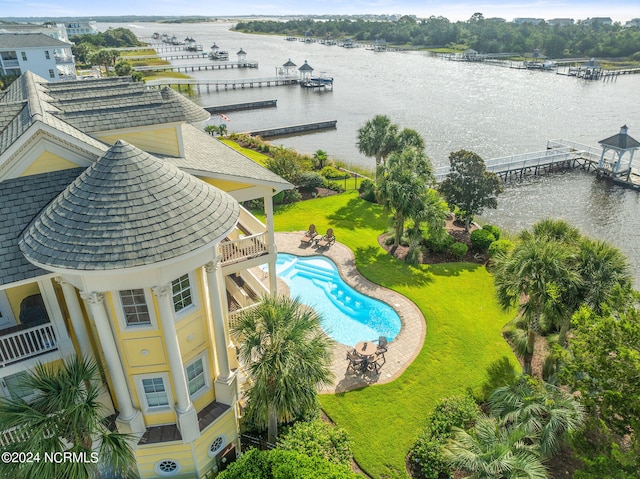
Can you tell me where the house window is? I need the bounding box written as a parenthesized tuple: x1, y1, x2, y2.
(21, 52, 27, 61)
(48, 69, 55, 78)
(185, 357, 206, 396)
(1, 372, 36, 402)
(45, 50, 50, 59)
(141, 377, 169, 408)
(119, 289, 151, 326)
(154, 459, 181, 476)
(171, 274, 192, 313)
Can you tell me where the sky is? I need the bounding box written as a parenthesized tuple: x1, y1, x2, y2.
(1, 0, 637, 23)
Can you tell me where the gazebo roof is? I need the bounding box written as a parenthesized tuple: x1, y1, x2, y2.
(19, 140, 239, 272)
(599, 125, 640, 150)
(282, 58, 296, 67)
(298, 60, 314, 71)
(237, 48, 246, 55)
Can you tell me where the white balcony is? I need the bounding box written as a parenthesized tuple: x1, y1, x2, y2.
(0, 323, 58, 367)
(2, 59, 19, 68)
(219, 232, 268, 266)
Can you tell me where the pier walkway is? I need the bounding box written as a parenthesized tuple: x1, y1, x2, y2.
(146, 76, 299, 92)
(434, 140, 600, 183)
(133, 61, 258, 73)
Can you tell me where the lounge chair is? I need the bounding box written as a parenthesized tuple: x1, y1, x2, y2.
(316, 228, 336, 249)
(300, 224, 318, 245)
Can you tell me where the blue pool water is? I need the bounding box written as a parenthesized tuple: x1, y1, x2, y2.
(271, 253, 402, 346)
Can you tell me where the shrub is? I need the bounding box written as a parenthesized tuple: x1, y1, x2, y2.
(482, 224, 501, 240)
(425, 232, 454, 253)
(283, 189, 302, 204)
(488, 239, 514, 258)
(298, 171, 325, 190)
(278, 419, 353, 466)
(470, 228, 496, 250)
(450, 242, 468, 258)
(358, 178, 377, 203)
(272, 191, 285, 205)
(324, 180, 345, 193)
(320, 165, 350, 180)
(409, 395, 480, 479)
(478, 356, 520, 401)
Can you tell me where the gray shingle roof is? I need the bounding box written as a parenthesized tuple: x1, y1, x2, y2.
(0, 168, 83, 286)
(298, 60, 314, 71)
(19, 140, 239, 271)
(164, 124, 292, 190)
(0, 32, 71, 49)
(599, 129, 640, 150)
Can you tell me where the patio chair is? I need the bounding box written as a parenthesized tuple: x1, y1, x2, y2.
(366, 351, 386, 375)
(376, 336, 388, 354)
(316, 228, 336, 249)
(346, 349, 365, 374)
(300, 224, 318, 245)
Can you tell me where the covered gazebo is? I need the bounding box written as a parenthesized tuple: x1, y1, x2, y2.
(597, 125, 640, 179)
(298, 60, 314, 81)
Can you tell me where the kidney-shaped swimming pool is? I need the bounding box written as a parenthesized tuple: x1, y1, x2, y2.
(269, 253, 402, 346)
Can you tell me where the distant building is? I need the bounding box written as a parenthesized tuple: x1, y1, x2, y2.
(486, 18, 507, 23)
(0, 23, 69, 42)
(548, 18, 574, 27)
(65, 20, 98, 37)
(0, 32, 76, 80)
(512, 18, 545, 25)
(624, 18, 640, 28)
(583, 17, 613, 26)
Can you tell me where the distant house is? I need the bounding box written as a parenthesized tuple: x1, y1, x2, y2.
(547, 18, 575, 27)
(583, 17, 613, 26)
(0, 23, 69, 42)
(512, 18, 545, 25)
(65, 20, 98, 36)
(624, 18, 640, 28)
(0, 32, 76, 80)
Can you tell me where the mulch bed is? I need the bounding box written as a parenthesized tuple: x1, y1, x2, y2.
(378, 218, 485, 265)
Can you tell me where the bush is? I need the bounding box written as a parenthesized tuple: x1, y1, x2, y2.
(358, 178, 377, 203)
(298, 171, 325, 190)
(478, 356, 520, 401)
(425, 233, 454, 253)
(217, 448, 360, 479)
(450, 242, 468, 258)
(488, 239, 514, 258)
(324, 180, 345, 193)
(409, 395, 480, 479)
(320, 165, 350, 180)
(470, 228, 496, 250)
(283, 189, 302, 204)
(482, 224, 501, 240)
(278, 419, 353, 466)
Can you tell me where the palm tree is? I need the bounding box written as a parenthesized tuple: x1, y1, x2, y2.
(313, 149, 328, 169)
(395, 128, 425, 152)
(488, 376, 585, 458)
(493, 236, 581, 375)
(204, 125, 218, 136)
(217, 123, 228, 137)
(0, 356, 136, 479)
(356, 114, 398, 167)
(231, 295, 334, 444)
(443, 415, 548, 479)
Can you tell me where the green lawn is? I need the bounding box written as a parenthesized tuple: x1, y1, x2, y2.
(271, 191, 517, 479)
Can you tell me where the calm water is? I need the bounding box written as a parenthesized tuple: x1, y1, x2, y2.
(107, 22, 640, 283)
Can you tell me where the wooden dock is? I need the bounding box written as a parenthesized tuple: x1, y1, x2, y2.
(146, 76, 299, 92)
(248, 120, 337, 138)
(124, 52, 209, 61)
(204, 100, 277, 114)
(134, 61, 258, 73)
(434, 140, 599, 183)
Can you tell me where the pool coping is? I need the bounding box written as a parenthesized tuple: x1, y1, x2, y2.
(274, 232, 427, 394)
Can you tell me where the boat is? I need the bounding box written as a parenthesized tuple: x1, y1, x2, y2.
(342, 38, 357, 48)
(152, 32, 160, 40)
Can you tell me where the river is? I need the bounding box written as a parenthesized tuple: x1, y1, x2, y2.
(104, 22, 640, 283)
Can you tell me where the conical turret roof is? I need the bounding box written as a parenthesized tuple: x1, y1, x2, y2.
(19, 140, 239, 271)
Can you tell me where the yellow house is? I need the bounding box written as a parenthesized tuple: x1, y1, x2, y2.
(0, 72, 292, 478)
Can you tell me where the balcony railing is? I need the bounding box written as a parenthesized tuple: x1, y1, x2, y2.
(229, 302, 262, 329)
(219, 232, 268, 266)
(2, 59, 19, 67)
(0, 323, 58, 367)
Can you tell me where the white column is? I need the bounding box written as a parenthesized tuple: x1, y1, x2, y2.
(151, 285, 192, 413)
(37, 278, 74, 357)
(80, 292, 135, 421)
(264, 194, 278, 295)
(205, 260, 231, 380)
(152, 285, 200, 443)
(56, 277, 94, 359)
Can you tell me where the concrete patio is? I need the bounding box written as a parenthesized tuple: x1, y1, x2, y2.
(274, 232, 426, 393)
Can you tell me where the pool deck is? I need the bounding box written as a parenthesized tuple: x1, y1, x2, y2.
(274, 232, 426, 394)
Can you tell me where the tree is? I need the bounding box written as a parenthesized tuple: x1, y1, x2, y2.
(231, 295, 333, 444)
(313, 149, 328, 169)
(376, 146, 434, 248)
(489, 376, 584, 458)
(0, 356, 136, 479)
(443, 415, 547, 479)
(114, 59, 133, 76)
(278, 419, 352, 466)
(204, 125, 218, 136)
(559, 297, 640, 439)
(88, 49, 119, 76)
(396, 128, 425, 152)
(493, 235, 581, 375)
(72, 41, 94, 64)
(439, 149, 503, 231)
(356, 114, 398, 167)
(217, 122, 228, 137)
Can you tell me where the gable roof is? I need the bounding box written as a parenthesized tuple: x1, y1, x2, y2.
(0, 32, 71, 49)
(0, 167, 83, 286)
(19, 141, 239, 272)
